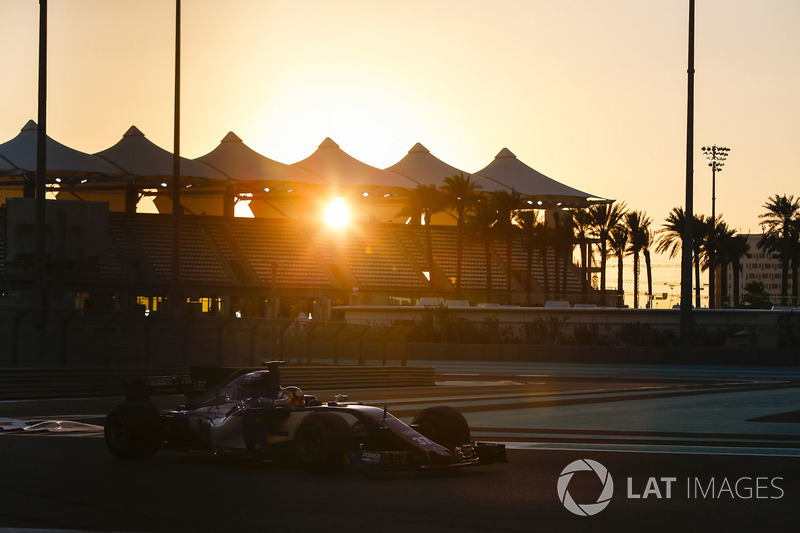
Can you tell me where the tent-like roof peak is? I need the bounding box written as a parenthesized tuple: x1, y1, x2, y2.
(384, 142, 470, 187)
(293, 137, 413, 189)
(474, 147, 606, 206)
(409, 142, 430, 154)
(318, 137, 340, 149)
(196, 133, 326, 186)
(0, 120, 123, 178)
(221, 131, 242, 143)
(123, 126, 145, 138)
(96, 127, 226, 181)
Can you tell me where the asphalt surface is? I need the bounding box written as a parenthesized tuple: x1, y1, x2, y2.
(1, 362, 799, 532)
(0, 436, 796, 533)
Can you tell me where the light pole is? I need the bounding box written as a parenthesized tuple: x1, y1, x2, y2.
(680, 0, 695, 346)
(701, 145, 730, 308)
(171, 0, 181, 315)
(35, 0, 48, 318)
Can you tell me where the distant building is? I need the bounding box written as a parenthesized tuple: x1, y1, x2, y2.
(725, 233, 795, 306)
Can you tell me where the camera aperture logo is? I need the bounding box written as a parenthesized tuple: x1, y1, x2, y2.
(557, 459, 614, 516)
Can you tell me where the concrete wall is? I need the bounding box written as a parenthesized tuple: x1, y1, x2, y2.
(337, 306, 798, 349)
(0, 308, 409, 368)
(406, 343, 799, 366)
(0, 306, 797, 369)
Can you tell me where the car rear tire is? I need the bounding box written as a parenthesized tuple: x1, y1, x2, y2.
(294, 413, 351, 473)
(104, 402, 164, 460)
(412, 406, 470, 451)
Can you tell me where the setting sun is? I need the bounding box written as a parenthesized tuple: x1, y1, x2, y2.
(324, 197, 350, 229)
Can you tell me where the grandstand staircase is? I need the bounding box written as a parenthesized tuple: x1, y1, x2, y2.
(201, 222, 259, 287)
(306, 237, 356, 290)
(109, 217, 157, 284)
(392, 226, 448, 290)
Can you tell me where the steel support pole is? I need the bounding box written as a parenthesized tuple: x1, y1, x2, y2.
(34, 0, 48, 314)
(680, 0, 695, 346)
(171, 0, 181, 315)
(709, 156, 717, 308)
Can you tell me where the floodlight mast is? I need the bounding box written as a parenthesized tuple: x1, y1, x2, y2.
(701, 145, 731, 309)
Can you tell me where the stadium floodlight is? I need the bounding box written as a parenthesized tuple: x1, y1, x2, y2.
(702, 145, 730, 222)
(701, 144, 730, 308)
(325, 197, 350, 229)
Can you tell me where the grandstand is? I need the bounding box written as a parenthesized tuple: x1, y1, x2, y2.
(0, 204, 593, 318)
(0, 122, 607, 317)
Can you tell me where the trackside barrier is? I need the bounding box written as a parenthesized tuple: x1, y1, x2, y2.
(0, 308, 414, 369)
(0, 365, 436, 401)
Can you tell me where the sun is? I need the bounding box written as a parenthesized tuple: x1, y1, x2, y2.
(324, 197, 350, 229)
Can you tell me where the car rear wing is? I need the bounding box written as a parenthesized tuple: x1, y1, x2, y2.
(123, 362, 286, 402)
(123, 374, 193, 402)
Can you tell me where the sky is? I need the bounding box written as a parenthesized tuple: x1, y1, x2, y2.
(2, 0, 799, 292)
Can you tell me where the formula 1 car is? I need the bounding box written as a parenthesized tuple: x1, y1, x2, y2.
(104, 362, 506, 472)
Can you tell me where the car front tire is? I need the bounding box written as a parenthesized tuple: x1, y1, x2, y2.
(294, 413, 351, 473)
(104, 402, 164, 460)
(412, 406, 470, 451)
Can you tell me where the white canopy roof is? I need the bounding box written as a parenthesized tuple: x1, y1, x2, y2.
(95, 126, 227, 182)
(196, 132, 325, 187)
(292, 137, 416, 190)
(384, 143, 470, 186)
(0, 120, 123, 179)
(474, 148, 607, 206)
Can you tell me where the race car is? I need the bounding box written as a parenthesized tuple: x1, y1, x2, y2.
(104, 362, 507, 472)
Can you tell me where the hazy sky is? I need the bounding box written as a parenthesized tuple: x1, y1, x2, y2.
(2, 0, 799, 240)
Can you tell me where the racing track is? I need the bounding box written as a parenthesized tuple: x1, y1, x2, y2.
(1, 362, 799, 532)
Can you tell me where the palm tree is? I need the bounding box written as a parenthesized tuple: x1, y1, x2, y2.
(440, 174, 481, 295)
(693, 215, 713, 308)
(492, 190, 523, 294)
(572, 208, 594, 295)
(466, 197, 498, 298)
(608, 225, 629, 307)
(626, 210, 652, 308)
(701, 215, 732, 309)
(712, 221, 736, 308)
(704, 216, 719, 309)
(758, 194, 800, 306)
(656, 207, 704, 308)
(641, 225, 654, 308)
(726, 234, 750, 308)
(551, 210, 575, 297)
(516, 209, 544, 304)
(794, 216, 800, 305)
(742, 281, 773, 309)
(397, 184, 445, 289)
(588, 201, 627, 297)
(531, 214, 552, 301)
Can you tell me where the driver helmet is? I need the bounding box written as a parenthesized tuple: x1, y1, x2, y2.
(282, 386, 305, 408)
